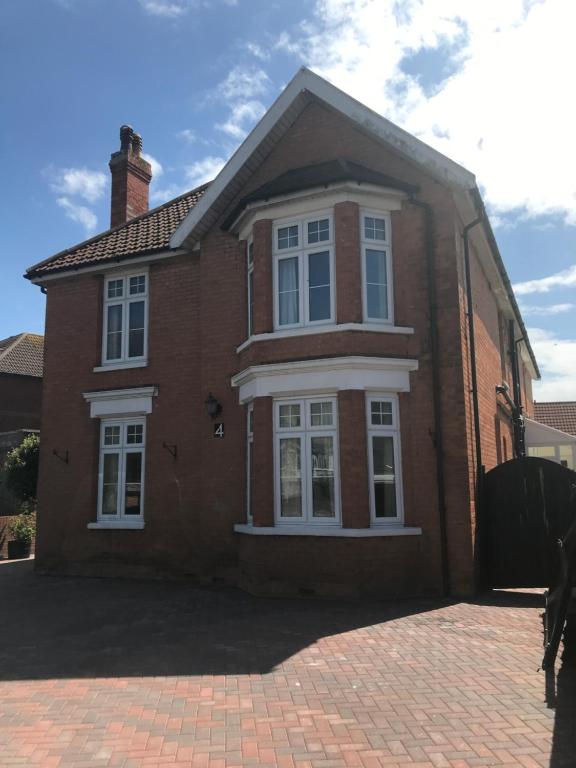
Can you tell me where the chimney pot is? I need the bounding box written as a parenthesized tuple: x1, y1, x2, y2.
(131, 133, 143, 157)
(120, 124, 134, 152)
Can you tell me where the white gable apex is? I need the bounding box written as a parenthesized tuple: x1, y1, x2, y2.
(170, 67, 476, 249)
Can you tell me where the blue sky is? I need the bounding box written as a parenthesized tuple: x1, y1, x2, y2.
(1, 0, 575, 399)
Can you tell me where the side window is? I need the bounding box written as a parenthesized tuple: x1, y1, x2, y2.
(103, 273, 148, 364)
(361, 212, 392, 323)
(247, 241, 254, 337)
(366, 395, 402, 522)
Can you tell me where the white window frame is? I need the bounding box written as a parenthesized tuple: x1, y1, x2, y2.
(247, 239, 254, 338)
(272, 212, 335, 331)
(274, 395, 340, 525)
(366, 393, 404, 524)
(246, 403, 254, 522)
(97, 417, 146, 524)
(102, 270, 149, 366)
(360, 209, 394, 325)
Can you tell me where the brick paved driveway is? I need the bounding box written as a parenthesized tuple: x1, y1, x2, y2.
(0, 560, 574, 767)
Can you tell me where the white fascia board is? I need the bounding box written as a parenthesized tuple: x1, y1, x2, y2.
(83, 386, 158, 418)
(28, 250, 185, 285)
(525, 416, 576, 447)
(231, 355, 418, 404)
(170, 67, 476, 249)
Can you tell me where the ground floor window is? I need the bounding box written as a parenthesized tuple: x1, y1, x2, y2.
(98, 417, 146, 521)
(274, 396, 339, 524)
(246, 404, 254, 521)
(366, 395, 403, 523)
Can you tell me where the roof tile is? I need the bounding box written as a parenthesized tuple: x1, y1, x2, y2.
(0, 333, 44, 377)
(534, 402, 576, 437)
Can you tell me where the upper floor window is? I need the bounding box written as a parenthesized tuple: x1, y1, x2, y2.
(273, 213, 335, 330)
(361, 211, 393, 323)
(103, 272, 148, 365)
(247, 241, 254, 337)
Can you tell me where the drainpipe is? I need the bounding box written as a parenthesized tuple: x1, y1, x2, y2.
(463, 217, 483, 483)
(409, 197, 450, 597)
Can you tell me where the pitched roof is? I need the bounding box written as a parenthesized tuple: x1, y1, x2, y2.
(0, 333, 44, 377)
(534, 402, 576, 437)
(26, 184, 208, 279)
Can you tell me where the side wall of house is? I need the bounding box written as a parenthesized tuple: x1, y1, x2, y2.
(0, 374, 42, 433)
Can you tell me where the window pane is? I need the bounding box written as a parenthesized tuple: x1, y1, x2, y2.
(279, 438, 302, 517)
(107, 279, 123, 299)
(310, 401, 333, 427)
(279, 403, 301, 429)
(371, 401, 393, 426)
(102, 453, 119, 515)
(106, 304, 123, 360)
(307, 218, 329, 244)
(124, 452, 143, 515)
(129, 275, 146, 295)
(308, 251, 331, 322)
(364, 216, 386, 241)
(126, 424, 143, 444)
(311, 436, 335, 518)
(278, 257, 299, 325)
(366, 249, 388, 319)
(248, 241, 254, 267)
(104, 425, 121, 446)
(372, 436, 397, 518)
(247, 441, 254, 520)
(128, 301, 145, 358)
(277, 225, 298, 250)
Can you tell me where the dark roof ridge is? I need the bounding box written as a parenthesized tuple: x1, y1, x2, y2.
(25, 181, 211, 277)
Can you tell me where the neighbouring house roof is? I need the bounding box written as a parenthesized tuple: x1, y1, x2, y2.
(0, 333, 44, 377)
(534, 402, 576, 437)
(25, 184, 208, 279)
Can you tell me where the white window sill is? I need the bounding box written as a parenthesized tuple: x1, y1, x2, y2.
(93, 360, 148, 372)
(234, 523, 421, 537)
(237, 323, 414, 352)
(87, 521, 145, 530)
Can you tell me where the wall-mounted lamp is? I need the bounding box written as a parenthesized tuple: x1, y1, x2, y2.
(204, 393, 222, 419)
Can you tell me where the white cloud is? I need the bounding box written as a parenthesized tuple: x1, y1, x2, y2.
(519, 303, 575, 316)
(529, 328, 576, 401)
(217, 65, 271, 102)
(56, 197, 98, 234)
(185, 156, 225, 186)
(137, 0, 192, 17)
(49, 166, 106, 204)
(178, 129, 198, 143)
(216, 100, 266, 140)
(274, 0, 576, 224)
(514, 265, 576, 295)
(142, 152, 163, 179)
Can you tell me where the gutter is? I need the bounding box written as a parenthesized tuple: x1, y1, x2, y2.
(409, 196, 450, 597)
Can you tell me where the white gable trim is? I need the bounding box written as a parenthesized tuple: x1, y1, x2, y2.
(170, 67, 475, 249)
(231, 355, 418, 405)
(525, 416, 576, 447)
(83, 386, 158, 418)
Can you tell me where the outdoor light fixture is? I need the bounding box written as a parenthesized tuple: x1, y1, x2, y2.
(204, 393, 222, 419)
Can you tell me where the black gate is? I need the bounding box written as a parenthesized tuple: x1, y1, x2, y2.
(481, 457, 576, 588)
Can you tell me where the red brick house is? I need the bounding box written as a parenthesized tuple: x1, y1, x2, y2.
(26, 69, 539, 597)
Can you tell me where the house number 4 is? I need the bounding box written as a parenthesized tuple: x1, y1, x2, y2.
(214, 423, 225, 438)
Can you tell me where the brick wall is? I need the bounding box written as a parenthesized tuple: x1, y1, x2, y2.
(0, 374, 42, 433)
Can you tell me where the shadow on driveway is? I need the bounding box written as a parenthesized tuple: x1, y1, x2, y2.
(0, 559, 450, 681)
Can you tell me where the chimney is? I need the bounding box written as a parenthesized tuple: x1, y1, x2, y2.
(108, 125, 152, 228)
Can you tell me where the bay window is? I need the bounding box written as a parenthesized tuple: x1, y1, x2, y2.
(273, 213, 334, 330)
(97, 417, 146, 523)
(367, 395, 403, 522)
(102, 271, 148, 365)
(247, 240, 254, 337)
(361, 211, 393, 323)
(274, 396, 339, 524)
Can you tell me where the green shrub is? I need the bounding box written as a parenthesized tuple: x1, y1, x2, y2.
(3, 434, 39, 504)
(8, 512, 36, 543)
